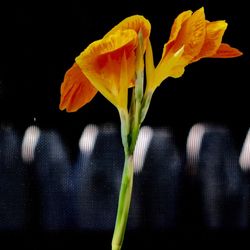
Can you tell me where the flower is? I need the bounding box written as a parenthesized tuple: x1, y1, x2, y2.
(146, 7, 243, 91)
(59, 15, 151, 112)
(59, 9, 243, 250)
(76, 29, 138, 109)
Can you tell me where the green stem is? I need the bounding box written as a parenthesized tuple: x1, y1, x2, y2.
(129, 100, 141, 153)
(112, 154, 134, 250)
(140, 90, 153, 124)
(119, 109, 129, 155)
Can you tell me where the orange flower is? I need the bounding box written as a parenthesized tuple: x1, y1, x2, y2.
(59, 15, 151, 112)
(146, 7, 243, 91)
(76, 29, 138, 109)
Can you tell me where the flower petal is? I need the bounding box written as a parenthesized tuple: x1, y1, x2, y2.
(104, 15, 151, 47)
(162, 10, 192, 57)
(154, 7, 207, 88)
(59, 63, 97, 112)
(76, 29, 138, 108)
(157, 7, 206, 86)
(192, 21, 228, 61)
(119, 52, 129, 108)
(176, 7, 206, 60)
(145, 39, 155, 91)
(155, 46, 185, 84)
(211, 43, 243, 58)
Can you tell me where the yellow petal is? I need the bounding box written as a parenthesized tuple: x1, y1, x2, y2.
(155, 46, 185, 84)
(59, 63, 97, 112)
(145, 39, 155, 91)
(118, 52, 129, 108)
(168, 64, 185, 78)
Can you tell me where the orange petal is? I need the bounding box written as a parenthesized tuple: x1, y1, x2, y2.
(79, 30, 137, 63)
(162, 10, 192, 57)
(211, 43, 243, 58)
(76, 30, 137, 108)
(104, 15, 151, 49)
(77, 29, 137, 83)
(192, 21, 228, 61)
(77, 29, 137, 84)
(59, 63, 97, 112)
(178, 7, 206, 59)
(156, 8, 206, 85)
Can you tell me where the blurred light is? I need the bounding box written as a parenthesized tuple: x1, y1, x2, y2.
(21, 125, 40, 163)
(186, 123, 206, 175)
(79, 124, 99, 155)
(133, 126, 153, 173)
(239, 128, 250, 172)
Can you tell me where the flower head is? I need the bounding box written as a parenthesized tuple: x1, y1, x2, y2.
(76, 29, 138, 109)
(146, 7, 243, 91)
(59, 15, 150, 112)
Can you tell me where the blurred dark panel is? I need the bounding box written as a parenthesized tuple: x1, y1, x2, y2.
(0, 126, 29, 230)
(72, 124, 124, 230)
(32, 129, 72, 230)
(132, 127, 183, 230)
(198, 126, 246, 229)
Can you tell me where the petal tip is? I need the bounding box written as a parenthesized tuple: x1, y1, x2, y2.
(59, 103, 65, 111)
(196, 6, 205, 15)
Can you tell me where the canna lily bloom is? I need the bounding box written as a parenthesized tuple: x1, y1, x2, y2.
(146, 7, 243, 91)
(59, 15, 150, 112)
(76, 29, 138, 109)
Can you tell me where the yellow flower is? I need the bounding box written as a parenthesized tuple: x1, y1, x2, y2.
(59, 15, 151, 112)
(146, 7, 243, 91)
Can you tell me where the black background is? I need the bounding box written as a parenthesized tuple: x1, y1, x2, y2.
(0, 1, 249, 249)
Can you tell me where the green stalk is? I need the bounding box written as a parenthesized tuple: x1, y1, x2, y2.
(140, 90, 153, 124)
(129, 100, 141, 154)
(111, 30, 145, 250)
(111, 154, 134, 250)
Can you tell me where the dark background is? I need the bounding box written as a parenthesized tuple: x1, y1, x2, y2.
(0, 1, 249, 249)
